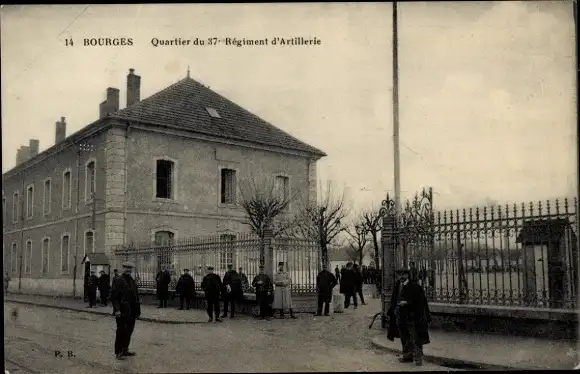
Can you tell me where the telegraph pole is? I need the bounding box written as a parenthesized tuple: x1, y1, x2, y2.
(392, 0, 403, 267)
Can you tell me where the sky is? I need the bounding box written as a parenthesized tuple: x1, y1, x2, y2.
(1, 2, 577, 212)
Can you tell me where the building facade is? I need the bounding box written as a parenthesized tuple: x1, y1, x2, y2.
(2, 69, 326, 296)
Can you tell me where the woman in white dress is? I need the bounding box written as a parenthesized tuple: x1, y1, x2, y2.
(272, 262, 297, 319)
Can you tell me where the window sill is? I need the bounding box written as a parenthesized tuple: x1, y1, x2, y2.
(218, 203, 240, 209)
(153, 198, 179, 204)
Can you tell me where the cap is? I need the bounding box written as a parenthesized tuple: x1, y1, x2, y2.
(207, 266, 215, 271)
(122, 262, 135, 269)
(183, 268, 190, 272)
(258, 265, 265, 269)
(227, 264, 233, 269)
(113, 268, 118, 272)
(278, 262, 284, 266)
(396, 267, 410, 275)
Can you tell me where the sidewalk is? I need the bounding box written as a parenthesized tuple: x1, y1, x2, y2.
(4, 293, 231, 324)
(371, 329, 578, 370)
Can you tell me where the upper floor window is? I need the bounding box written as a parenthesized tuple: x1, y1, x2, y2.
(62, 170, 72, 209)
(12, 191, 20, 223)
(43, 179, 52, 215)
(25, 240, 32, 274)
(26, 184, 34, 218)
(42, 238, 50, 275)
(154, 230, 175, 246)
(85, 160, 96, 201)
(275, 176, 290, 202)
(220, 168, 237, 204)
(61, 234, 70, 274)
(85, 231, 94, 254)
(156, 159, 175, 199)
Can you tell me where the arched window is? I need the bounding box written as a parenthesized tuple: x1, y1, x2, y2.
(25, 240, 32, 274)
(42, 238, 50, 275)
(61, 234, 70, 273)
(11, 242, 18, 274)
(85, 160, 96, 201)
(154, 230, 175, 271)
(62, 170, 72, 209)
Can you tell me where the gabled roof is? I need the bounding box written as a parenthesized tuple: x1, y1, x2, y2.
(110, 77, 326, 157)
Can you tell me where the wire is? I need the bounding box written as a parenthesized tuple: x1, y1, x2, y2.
(8, 5, 90, 84)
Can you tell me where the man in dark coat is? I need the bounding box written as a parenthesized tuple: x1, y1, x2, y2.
(156, 265, 171, 308)
(334, 265, 341, 283)
(316, 263, 337, 316)
(353, 263, 366, 305)
(387, 267, 431, 366)
(98, 270, 111, 306)
(176, 268, 195, 310)
(111, 262, 141, 360)
(340, 262, 358, 309)
(252, 265, 273, 320)
(87, 270, 99, 308)
(221, 264, 242, 318)
(201, 266, 222, 322)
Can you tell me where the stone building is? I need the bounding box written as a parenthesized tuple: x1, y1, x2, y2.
(2, 68, 326, 296)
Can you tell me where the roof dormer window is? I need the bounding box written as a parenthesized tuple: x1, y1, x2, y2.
(206, 107, 221, 118)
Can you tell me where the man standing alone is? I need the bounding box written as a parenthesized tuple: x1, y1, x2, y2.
(221, 264, 242, 319)
(156, 265, 171, 308)
(387, 267, 431, 366)
(353, 264, 366, 305)
(316, 263, 337, 316)
(98, 270, 111, 306)
(252, 265, 273, 320)
(201, 266, 222, 322)
(111, 262, 141, 360)
(272, 262, 297, 319)
(87, 270, 99, 308)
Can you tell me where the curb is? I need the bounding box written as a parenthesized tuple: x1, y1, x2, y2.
(369, 336, 517, 371)
(6, 299, 202, 325)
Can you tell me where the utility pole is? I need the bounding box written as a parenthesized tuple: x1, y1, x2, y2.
(72, 142, 95, 299)
(392, 0, 403, 266)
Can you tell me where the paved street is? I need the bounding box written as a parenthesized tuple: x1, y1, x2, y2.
(4, 298, 450, 373)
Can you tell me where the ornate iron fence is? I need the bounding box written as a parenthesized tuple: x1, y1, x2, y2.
(111, 232, 320, 294)
(382, 188, 579, 310)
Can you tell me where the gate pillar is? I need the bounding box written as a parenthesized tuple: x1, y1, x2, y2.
(380, 199, 398, 329)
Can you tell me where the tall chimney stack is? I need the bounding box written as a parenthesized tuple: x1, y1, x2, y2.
(55, 117, 66, 144)
(126, 68, 141, 107)
(16, 145, 30, 165)
(99, 87, 120, 119)
(29, 139, 39, 157)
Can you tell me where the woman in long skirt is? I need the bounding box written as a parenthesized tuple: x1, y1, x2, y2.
(272, 262, 297, 319)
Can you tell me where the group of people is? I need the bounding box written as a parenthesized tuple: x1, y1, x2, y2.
(86, 269, 118, 308)
(334, 262, 367, 309)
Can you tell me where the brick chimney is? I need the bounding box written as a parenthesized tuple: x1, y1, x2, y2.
(55, 117, 66, 144)
(99, 87, 120, 118)
(29, 139, 39, 157)
(126, 68, 141, 107)
(16, 146, 30, 165)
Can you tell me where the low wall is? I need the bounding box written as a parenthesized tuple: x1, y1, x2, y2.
(428, 303, 579, 341)
(7, 278, 83, 298)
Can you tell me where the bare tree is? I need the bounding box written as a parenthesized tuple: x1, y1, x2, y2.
(238, 175, 300, 239)
(346, 219, 369, 266)
(293, 181, 350, 266)
(361, 208, 382, 271)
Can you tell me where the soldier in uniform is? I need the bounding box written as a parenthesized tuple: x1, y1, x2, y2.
(251, 265, 273, 320)
(156, 265, 171, 308)
(111, 262, 141, 360)
(201, 266, 223, 322)
(176, 268, 195, 310)
(387, 267, 431, 366)
(316, 262, 337, 316)
(87, 270, 99, 308)
(272, 262, 297, 319)
(221, 264, 242, 319)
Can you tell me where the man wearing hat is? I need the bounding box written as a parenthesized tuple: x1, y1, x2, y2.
(87, 270, 99, 308)
(272, 262, 297, 319)
(111, 262, 141, 360)
(252, 265, 273, 320)
(387, 267, 431, 366)
(201, 266, 223, 322)
(221, 264, 242, 319)
(98, 270, 111, 307)
(155, 265, 172, 308)
(176, 268, 195, 310)
(316, 262, 338, 316)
